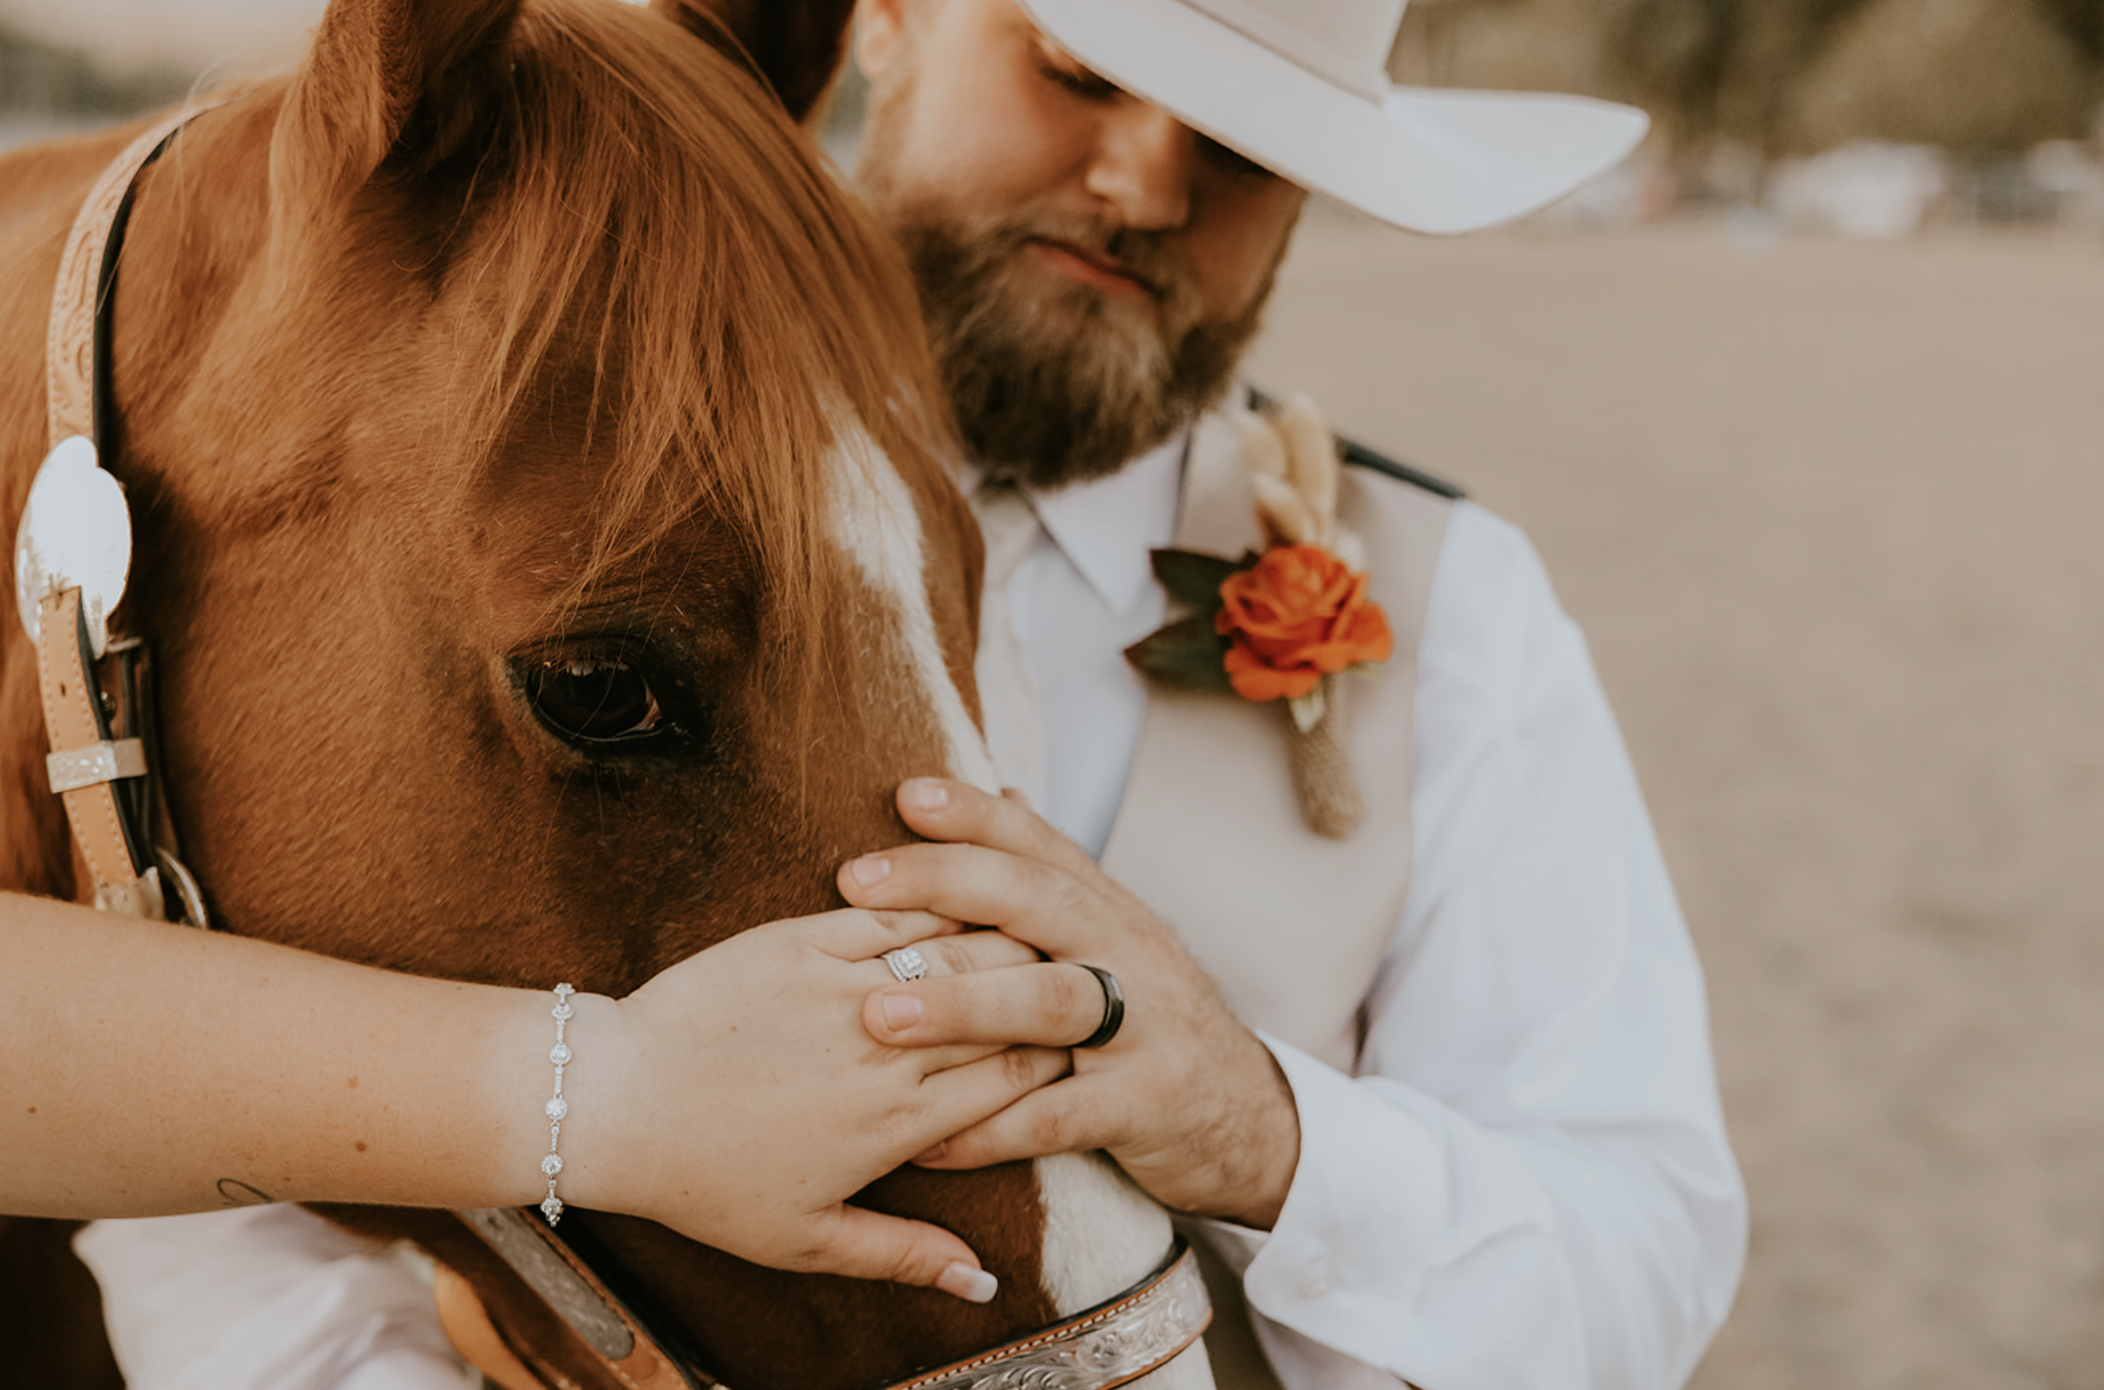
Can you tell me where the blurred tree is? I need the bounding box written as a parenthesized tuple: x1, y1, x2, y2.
(0, 21, 191, 116)
(1610, 0, 1736, 140)
(2035, 0, 2104, 63)
(1705, 0, 1878, 150)
(1392, 0, 2104, 156)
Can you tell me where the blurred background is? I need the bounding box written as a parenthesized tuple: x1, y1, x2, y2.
(7, 2, 2103, 1387)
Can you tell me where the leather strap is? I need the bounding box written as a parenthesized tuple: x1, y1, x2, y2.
(35, 588, 160, 915)
(453, 1208, 699, 1390)
(433, 1263, 558, 1390)
(47, 112, 196, 445)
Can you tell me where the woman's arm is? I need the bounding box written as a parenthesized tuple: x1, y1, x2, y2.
(3, 890, 1050, 1296)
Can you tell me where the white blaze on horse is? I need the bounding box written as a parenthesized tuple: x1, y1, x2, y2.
(0, 0, 1214, 1385)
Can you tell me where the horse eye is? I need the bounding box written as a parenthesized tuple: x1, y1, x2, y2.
(524, 656, 668, 747)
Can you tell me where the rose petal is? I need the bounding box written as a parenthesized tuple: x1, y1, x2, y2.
(1225, 643, 1322, 701)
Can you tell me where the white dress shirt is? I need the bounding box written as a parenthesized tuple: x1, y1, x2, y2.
(995, 434, 1184, 859)
(75, 1207, 471, 1390)
(81, 431, 1744, 1390)
(987, 438, 1745, 1390)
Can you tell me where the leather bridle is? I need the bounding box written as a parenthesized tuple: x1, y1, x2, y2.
(17, 111, 1212, 1390)
(17, 109, 210, 927)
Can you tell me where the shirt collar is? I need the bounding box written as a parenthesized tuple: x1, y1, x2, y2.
(1022, 433, 1188, 615)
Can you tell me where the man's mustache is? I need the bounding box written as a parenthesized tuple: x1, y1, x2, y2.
(992, 214, 1201, 323)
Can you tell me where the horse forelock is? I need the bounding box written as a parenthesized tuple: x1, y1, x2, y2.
(444, 0, 963, 717)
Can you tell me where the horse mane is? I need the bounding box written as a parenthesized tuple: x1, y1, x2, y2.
(459, 0, 959, 631)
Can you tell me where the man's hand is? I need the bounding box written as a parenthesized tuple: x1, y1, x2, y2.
(836, 778, 1301, 1230)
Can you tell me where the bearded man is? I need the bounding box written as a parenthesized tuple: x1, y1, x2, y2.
(77, 1, 1744, 1387)
(826, 1, 1747, 1386)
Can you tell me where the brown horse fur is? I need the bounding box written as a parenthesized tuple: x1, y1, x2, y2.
(0, 0, 1082, 1385)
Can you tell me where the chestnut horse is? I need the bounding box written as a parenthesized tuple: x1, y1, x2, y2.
(0, 0, 1208, 1386)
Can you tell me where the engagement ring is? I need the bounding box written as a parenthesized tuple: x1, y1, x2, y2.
(882, 947, 929, 983)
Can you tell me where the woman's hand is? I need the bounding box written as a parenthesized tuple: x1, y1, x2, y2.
(555, 908, 1061, 1301)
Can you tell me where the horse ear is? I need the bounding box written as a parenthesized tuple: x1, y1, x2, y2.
(274, 0, 525, 205)
(651, 0, 859, 124)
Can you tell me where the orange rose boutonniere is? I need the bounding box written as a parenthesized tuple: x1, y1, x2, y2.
(1120, 543, 1391, 713)
(1217, 544, 1393, 703)
(1123, 392, 1392, 838)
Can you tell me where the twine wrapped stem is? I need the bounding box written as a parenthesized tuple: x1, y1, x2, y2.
(1286, 674, 1361, 839)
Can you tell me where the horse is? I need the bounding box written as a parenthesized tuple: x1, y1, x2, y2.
(0, 0, 1211, 1386)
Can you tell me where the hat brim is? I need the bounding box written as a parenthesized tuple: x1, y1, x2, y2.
(1013, 0, 1650, 235)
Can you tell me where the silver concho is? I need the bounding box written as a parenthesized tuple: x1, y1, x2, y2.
(13, 434, 133, 656)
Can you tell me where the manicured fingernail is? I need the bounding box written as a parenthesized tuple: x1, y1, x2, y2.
(905, 779, 949, 811)
(849, 855, 891, 888)
(913, 1140, 948, 1164)
(881, 991, 923, 1031)
(938, 1261, 998, 1304)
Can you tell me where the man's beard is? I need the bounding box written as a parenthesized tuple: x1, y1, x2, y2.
(887, 208, 1278, 491)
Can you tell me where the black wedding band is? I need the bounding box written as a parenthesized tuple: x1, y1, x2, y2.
(1076, 965, 1125, 1049)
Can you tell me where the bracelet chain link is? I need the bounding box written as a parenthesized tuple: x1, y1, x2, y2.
(539, 983, 575, 1225)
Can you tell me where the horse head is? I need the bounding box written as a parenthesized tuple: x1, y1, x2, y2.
(1, 0, 1210, 1386)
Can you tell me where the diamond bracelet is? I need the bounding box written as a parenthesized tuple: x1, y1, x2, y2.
(539, 983, 575, 1226)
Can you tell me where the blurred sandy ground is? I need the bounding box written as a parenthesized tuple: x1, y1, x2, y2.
(1247, 203, 2104, 1389)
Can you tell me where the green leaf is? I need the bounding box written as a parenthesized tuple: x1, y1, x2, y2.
(1149, 548, 1247, 613)
(1124, 617, 1234, 693)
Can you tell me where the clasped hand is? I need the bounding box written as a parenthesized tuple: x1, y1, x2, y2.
(568, 905, 1056, 1301)
(572, 778, 1297, 1302)
(837, 778, 1301, 1231)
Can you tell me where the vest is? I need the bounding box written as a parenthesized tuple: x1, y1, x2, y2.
(1097, 405, 1456, 1389)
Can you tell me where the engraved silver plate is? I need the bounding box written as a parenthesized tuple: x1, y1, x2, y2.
(904, 1248, 1212, 1390)
(14, 434, 133, 655)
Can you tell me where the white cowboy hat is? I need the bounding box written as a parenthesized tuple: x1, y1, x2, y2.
(1011, 0, 1650, 234)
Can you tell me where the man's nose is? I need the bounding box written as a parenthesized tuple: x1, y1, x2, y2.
(1083, 105, 1195, 231)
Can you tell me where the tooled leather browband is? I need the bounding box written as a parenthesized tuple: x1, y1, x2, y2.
(44, 118, 183, 446)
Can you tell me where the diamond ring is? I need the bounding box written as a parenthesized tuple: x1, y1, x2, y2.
(882, 947, 929, 983)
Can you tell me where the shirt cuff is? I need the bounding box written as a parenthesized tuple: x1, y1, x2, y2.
(1186, 1035, 1429, 1369)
